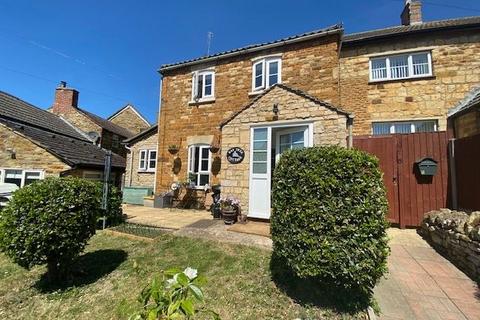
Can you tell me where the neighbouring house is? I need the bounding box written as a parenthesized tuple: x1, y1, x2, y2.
(49, 81, 136, 156)
(122, 124, 158, 204)
(340, 1, 480, 135)
(154, 0, 480, 219)
(448, 87, 480, 138)
(0, 91, 126, 187)
(108, 103, 151, 134)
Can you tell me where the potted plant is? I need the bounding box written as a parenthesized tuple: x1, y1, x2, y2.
(187, 173, 197, 188)
(168, 144, 180, 154)
(219, 196, 240, 225)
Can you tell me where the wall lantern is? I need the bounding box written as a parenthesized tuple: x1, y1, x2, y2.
(7, 148, 16, 159)
(272, 103, 279, 115)
(415, 157, 438, 176)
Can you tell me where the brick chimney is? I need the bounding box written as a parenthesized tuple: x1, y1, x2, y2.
(401, 0, 423, 26)
(51, 81, 79, 114)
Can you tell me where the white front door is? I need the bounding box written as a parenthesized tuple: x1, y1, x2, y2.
(248, 127, 271, 219)
(248, 124, 311, 219)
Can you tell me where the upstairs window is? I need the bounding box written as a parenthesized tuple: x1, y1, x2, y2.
(370, 51, 432, 82)
(252, 57, 281, 92)
(192, 70, 215, 101)
(372, 120, 437, 135)
(139, 149, 156, 172)
(188, 144, 211, 187)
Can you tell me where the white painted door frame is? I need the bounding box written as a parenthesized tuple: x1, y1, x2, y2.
(248, 121, 313, 219)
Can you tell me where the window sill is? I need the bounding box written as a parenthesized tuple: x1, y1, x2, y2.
(369, 75, 435, 85)
(248, 90, 265, 97)
(138, 170, 155, 174)
(188, 97, 215, 105)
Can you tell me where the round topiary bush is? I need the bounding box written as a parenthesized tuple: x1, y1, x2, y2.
(271, 145, 389, 295)
(0, 177, 101, 280)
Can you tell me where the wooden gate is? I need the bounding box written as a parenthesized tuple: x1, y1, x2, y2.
(454, 133, 480, 211)
(353, 132, 449, 227)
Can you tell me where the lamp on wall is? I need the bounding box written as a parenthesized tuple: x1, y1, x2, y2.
(6, 148, 16, 159)
(272, 103, 279, 115)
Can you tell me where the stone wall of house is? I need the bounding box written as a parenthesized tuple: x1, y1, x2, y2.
(340, 29, 480, 135)
(125, 130, 158, 188)
(109, 107, 150, 134)
(421, 209, 480, 281)
(453, 108, 480, 139)
(220, 86, 348, 215)
(0, 124, 71, 176)
(156, 34, 341, 193)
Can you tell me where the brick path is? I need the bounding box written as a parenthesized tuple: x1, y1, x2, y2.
(375, 229, 480, 320)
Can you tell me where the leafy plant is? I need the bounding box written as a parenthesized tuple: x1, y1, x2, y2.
(271, 146, 389, 296)
(95, 182, 124, 226)
(0, 177, 101, 281)
(130, 267, 219, 320)
(218, 196, 240, 211)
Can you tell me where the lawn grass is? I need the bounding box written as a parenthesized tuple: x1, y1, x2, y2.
(0, 232, 367, 319)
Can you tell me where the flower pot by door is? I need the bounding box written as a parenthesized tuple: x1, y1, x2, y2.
(221, 209, 237, 225)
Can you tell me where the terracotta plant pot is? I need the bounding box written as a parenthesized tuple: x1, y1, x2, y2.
(221, 209, 237, 225)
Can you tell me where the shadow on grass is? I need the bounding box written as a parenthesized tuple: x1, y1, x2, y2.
(270, 252, 371, 314)
(34, 249, 128, 293)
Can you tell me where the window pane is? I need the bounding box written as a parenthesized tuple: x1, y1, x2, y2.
(253, 128, 267, 141)
(201, 147, 209, 160)
(279, 134, 290, 144)
(371, 58, 387, 80)
(390, 55, 409, 79)
(291, 132, 304, 144)
(253, 163, 267, 174)
(253, 151, 267, 161)
(204, 74, 212, 96)
(394, 123, 412, 134)
(268, 61, 278, 86)
(201, 159, 209, 171)
(253, 141, 267, 150)
(254, 63, 263, 88)
(415, 121, 436, 133)
(197, 75, 204, 98)
(199, 174, 209, 186)
(24, 172, 41, 186)
(372, 123, 391, 135)
(4, 170, 22, 187)
(193, 147, 200, 173)
(149, 151, 157, 169)
(412, 53, 429, 76)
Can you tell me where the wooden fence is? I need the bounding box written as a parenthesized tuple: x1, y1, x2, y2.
(452, 133, 480, 211)
(353, 132, 449, 227)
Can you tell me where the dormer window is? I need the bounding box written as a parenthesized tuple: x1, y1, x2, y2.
(252, 57, 282, 92)
(191, 70, 215, 102)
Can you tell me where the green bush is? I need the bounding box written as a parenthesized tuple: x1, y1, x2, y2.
(0, 177, 101, 280)
(271, 146, 389, 295)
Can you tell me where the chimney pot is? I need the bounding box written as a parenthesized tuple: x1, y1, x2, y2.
(401, 0, 423, 26)
(59, 81, 67, 88)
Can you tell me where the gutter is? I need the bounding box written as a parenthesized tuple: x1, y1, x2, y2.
(158, 28, 343, 74)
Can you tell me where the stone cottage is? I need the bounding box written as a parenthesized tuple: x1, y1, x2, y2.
(154, 0, 480, 219)
(0, 91, 125, 187)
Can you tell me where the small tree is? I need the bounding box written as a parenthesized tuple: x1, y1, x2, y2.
(0, 177, 101, 280)
(271, 146, 389, 296)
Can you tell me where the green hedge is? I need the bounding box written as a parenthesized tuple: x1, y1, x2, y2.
(271, 146, 389, 294)
(0, 177, 100, 279)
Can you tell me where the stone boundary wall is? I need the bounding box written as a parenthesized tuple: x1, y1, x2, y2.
(421, 209, 480, 281)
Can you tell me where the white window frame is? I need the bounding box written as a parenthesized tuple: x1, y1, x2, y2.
(369, 51, 432, 82)
(372, 120, 438, 135)
(187, 144, 211, 188)
(251, 57, 282, 93)
(138, 149, 156, 172)
(191, 70, 215, 102)
(0, 168, 44, 187)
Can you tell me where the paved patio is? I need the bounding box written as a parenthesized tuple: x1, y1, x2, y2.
(376, 229, 480, 320)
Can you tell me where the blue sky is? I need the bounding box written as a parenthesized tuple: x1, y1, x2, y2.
(0, 0, 479, 124)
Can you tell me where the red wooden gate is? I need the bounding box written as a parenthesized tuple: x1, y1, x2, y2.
(353, 132, 449, 227)
(454, 133, 480, 211)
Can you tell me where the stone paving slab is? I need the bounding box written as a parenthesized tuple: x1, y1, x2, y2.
(375, 229, 480, 320)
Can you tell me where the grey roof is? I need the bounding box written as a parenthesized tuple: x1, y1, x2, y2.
(0, 91, 88, 141)
(220, 83, 352, 128)
(344, 16, 480, 44)
(78, 108, 134, 138)
(124, 124, 158, 145)
(448, 86, 480, 118)
(0, 118, 125, 168)
(159, 24, 343, 72)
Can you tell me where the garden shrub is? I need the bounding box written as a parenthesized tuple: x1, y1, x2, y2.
(0, 177, 101, 280)
(271, 146, 389, 296)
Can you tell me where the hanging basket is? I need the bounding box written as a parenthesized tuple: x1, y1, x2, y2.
(168, 145, 180, 155)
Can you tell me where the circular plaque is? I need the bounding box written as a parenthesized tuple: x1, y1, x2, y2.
(226, 147, 245, 164)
